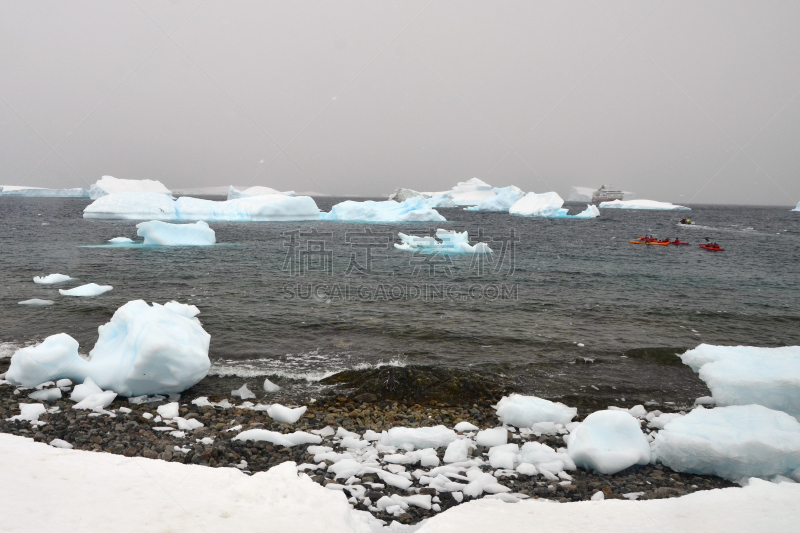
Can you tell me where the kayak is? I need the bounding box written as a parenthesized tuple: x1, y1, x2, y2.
(630, 239, 669, 246)
(699, 244, 724, 251)
(671, 241, 689, 245)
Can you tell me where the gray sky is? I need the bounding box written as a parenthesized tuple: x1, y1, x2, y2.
(1, 1, 799, 204)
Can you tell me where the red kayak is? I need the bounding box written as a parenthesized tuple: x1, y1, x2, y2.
(671, 240, 689, 245)
(699, 243, 724, 251)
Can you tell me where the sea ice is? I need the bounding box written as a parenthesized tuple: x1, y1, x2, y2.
(599, 199, 689, 210)
(509, 192, 600, 218)
(58, 283, 113, 297)
(793, 201, 800, 212)
(267, 404, 307, 424)
(0, 186, 88, 197)
(475, 427, 507, 447)
(394, 229, 492, 254)
(495, 394, 577, 427)
(429, 178, 496, 206)
(232, 384, 256, 399)
(380, 426, 458, 449)
(227, 186, 294, 200)
(49, 439, 73, 449)
(444, 438, 475, 463)
(28, 388, 61, 401)
(157, 402, 180, 419)
(71, 377, 103, 403)
(321, 197, 446, 222)
(454, 421, 479, 432)
(89, 176, 171, 199)
(232, 429, 321, 447)
(83, 192, 320, 221)
(5, 300, 211, 396)
(6, 403, 47, 423)
(136, 220, 216, 246)
(517, 441, 576, 473)
(18, 299, 54, 306)
(464, 186, 526, 212)
(679, 344, 800, 419)
(263, 378, 281, 392)
(654, 405, 800, 481)
(108, 237, 134, 243)
(73, 390, 117, 410)
(566, 410, 651, 474)
(33, 274, 73, 285)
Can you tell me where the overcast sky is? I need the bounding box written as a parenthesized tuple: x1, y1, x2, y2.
(1, 1, 799, 204)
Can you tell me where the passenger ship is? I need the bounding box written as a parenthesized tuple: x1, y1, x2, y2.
(591, 184, 625, 203)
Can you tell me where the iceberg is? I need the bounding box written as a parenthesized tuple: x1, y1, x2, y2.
(0, 186, 88, 197)
(509, 192, 600, 219)
(321, 197, 446, 222)
(83, 192, 320, 221)
(793, 201, 800, 212)
(108, 237, 134, 244)
(227, 186, 295, 200)
(394, 229, 492, 254)
(495, 394, 577, 427)
(464, 186, 525, 212)
(427, 178, 496, 206)
(58, 283, 112, 297)
(4, 300, 211, 396)
(388, 188, 455, 207)
(136, 220, 216, 246)
(566, 410, 651, 474)
(679, 344, 800, 419)
(654, 405, 800, 481)
(33, 274, 73, 285)
(18, 299, 54, 306)
(599, 199, 689, 210)
(89, 176, 171, 200)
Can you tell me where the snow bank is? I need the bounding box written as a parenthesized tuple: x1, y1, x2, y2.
(33, 273, 73, 285)
(654, 405, 800, 481)
(83, 192, 320, 221)
(0, 434, 376, 533)
(464, 186, 525, 212)
(495, 394, 577, 427)
(5, 300, 210, 396)
(228, 186, 295, 200)
(321, 197, 446, 222)
(58, 283, 112, 297)
(566, 410, 651, 474)
(381, 426, 458, 449)
(509, 192, 599, 219)
(136, 220, 216, 246)
(394, 229, 492, 254)
(18, 299, 54, 306)
(679, 344, 800, 419)
(89, 176, 171, 199)
(599, 199, 689, 210)
(0, 186, 88, 197)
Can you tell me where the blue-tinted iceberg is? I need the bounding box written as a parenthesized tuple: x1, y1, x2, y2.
(227, 186, 295, 200)
(83, 192, 320, 221)
(509, 192, 600, 218)
(679, 344, 800, 419)
(394, 229, 492, 254)
(89, 176, 171, 200)
(33, 274, 73, 285)
(566, 410, 651, 474)
(321, 197, 446, 222)
(428, 178, 496, 206)
(599, 199, 689, 210)
(0, 186, 88, 197)
(793, 201, 800, 212)
(495, 394, 577, 427)
(108, 237, 134, 244)
(4, 300, 211, 396)
(465, 186, 525, 212)
(136, 220, 216, 246)
(654, 405, 800, 481)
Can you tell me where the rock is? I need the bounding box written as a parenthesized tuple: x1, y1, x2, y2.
(654, 487, 684, 498)
(354, 393, 377, 403)
(143, 449, 159, 459)
(419, 487, 437, 496)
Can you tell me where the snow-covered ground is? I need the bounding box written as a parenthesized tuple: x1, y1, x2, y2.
(2, 433, 799, 533)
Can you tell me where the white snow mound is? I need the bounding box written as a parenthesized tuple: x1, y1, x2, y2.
(136, 220, 216, 246)
(566, 410, 651, 474)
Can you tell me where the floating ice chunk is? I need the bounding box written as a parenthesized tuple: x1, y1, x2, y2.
(431, 178, 496, 206)
(58, 283, 113, 297)
(679, 344, 800, 419)
(655, 405, 800, 481)
(49, 439, 73, 449)
(599, 199, 689, 210)
(232, 429, 321, 447)
(454, 421, 479, 432)
(136, 220, 216, 246)
(0, 186, 88, 197)
(566, 410, 651, 474)
(321, 197, 446, 222)
(495, 394, 577, 427)
(263, 378, 281, 393)
(84, 192, 320, 221)
(394, 229, 492, 254)
(33, 274, 73, 285)
(18, 299, 54, 306)
(793, 201, 800, 212)
(6, 403, 46, 422)
(267, 404, 307, 424)
(108, 237, 134, 244)
(89, 176, 171, 199)
(28, 388, 61, 401)
(231, 384, 256, 400)
(227, 186, 294, 200)
(73, 391, 117, 410)
(476, 428, 507, 447)
(5, 301, 210, 397)
(381, 426, 458, 449)
(464, 186, 525, 212)
(509, 192, 600, 219)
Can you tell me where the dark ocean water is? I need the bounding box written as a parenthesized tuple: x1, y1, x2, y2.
(1, 197, 799, 399)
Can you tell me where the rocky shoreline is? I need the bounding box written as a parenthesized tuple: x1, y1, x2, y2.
(0, 360, 735, 526)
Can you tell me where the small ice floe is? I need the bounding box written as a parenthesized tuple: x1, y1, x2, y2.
(380, 426, 458, 450)
(495, 394, 577, 427)
(232, 429, 321, 447)
(6, 403, 46, 423)
(18, 299, 54, 306)
(136, 220, 216, 246)
(157, 402, 180, 419)
(566, 410, 651, 474)
(108, 237, 134, 243)
(33, 274, 73, 285)
(58, 283, 113, 297)
(267, 404, 307, 424)
(232, 384, 256, 400)
(263, 378, 281, 392)
(28, 388, 61, 401)
(394, 229, 493, 254)
(476, 428, 507, 447)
